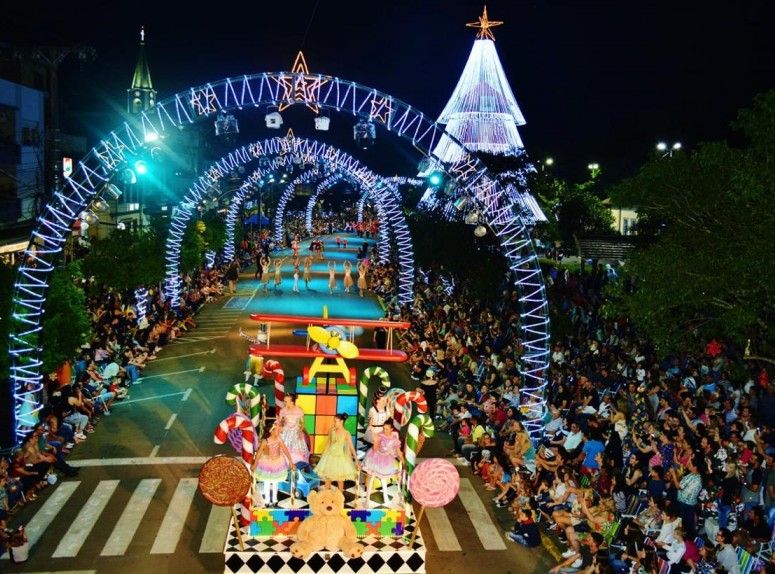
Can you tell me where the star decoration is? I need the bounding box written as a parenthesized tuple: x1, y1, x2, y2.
(191, 89, 218, 115)
(274, 51, 329, 113)
(370, 96, 393, 125)
(466, 5, 504, 41)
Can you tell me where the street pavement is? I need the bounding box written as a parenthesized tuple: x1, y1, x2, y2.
(4, 239, 554, 574)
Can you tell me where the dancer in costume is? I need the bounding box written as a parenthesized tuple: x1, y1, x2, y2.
(278, 394, 310, 465)
(273, 257, 285, 291)
(343, 261, 354, 293)
(292, 258, 301, 293)
(315, 413, 359, 491)
(291, 236, 299, 258)
(260, 255, 271, 293)
(357, 261, 368, 297)
(253, 423, 293, 507)
(327, 261, 337, 294)
(362, 419, 404, 507)
(364, 389, 390, 445)
(303, 256, 313, 289)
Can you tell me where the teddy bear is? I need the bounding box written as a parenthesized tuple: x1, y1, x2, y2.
(290, 488, 364, 559)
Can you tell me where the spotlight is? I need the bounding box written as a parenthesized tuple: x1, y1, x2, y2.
(428, 172, 444, 187)
(314, 116, 330, 131)
(656, 142, 668, 152)
(265, 111, 283, 129)
(144, 131, 159, 143)
(353, 120, 376, 149)
(453, 196, 469, 211)
(134, 160, 148, 175)
(464, 210, 480, 225)
(102, 183, 123, 199)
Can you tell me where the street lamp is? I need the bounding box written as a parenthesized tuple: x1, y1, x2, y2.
(545, 157, 554, 166)
(656, 141, 682, 157)
(587, 162, 601, 179)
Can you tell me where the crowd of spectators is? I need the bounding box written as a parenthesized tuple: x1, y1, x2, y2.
(1, 266, 227, 535)
(401, 263, 775, 574)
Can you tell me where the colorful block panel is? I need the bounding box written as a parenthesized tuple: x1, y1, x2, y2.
(249, 507, 406, 538)
(294, 376, 360, 455)
(317, 394, 337, 415)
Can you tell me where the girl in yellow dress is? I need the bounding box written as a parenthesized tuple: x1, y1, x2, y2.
(315, 413, 360, 491)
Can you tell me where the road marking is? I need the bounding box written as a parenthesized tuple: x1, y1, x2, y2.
(171, 336, 225, 344)
(164, 413, 178, 430)
(69, 456, 207, 467)
(425, 507, 462, 551)
(149, 445, 160, 457)
(1, 481, 81, 559)
(52, 480, 119, 558)
(101, 479, 161, 556)
(117, 391, 186, 405)
(150, 478, 198, 554)
(199, 505, 233, 553)
(23, 571, 96, 574)
(153, 348, 216, 362)
(182, 388, 193, 401)
(457, 478, 506, 550)
(136, 366, 205, 383)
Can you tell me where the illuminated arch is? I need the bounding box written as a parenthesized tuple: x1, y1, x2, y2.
(8, 70, 549, 443)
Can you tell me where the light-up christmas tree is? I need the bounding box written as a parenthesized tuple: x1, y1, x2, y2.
(421, 7, 545, 224)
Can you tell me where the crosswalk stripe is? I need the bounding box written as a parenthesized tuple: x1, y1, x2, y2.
(1, 481, 81, 559)
(425, 507, 462, 551)
(199, 505, 232, 553)
(149, 478, 198, 554)
(101, 479, 161, 556)
(457, 478, 506, 550)
(52, 480, 119, 558)
(23, 571, 96, 574)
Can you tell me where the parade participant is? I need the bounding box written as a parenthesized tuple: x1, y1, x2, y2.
(343, 261, 354, 293)
(419, 368, 439, 418)
(273, 257, 285, 291)
(303, 256, 313, 289)
(315, 413, 359, 491)
(254, 249, 263, 280)
(278, 394, 310, 465)
(292, 259, 301, 293)
(364, 389, 390, 445)
(362, 419, 404, 507)
(253, 423, 293, 507)
(291, 236, 299, 258)
(328, 261, 337, 294)
(225, 260, 239, 294)
(260, 255, 271, 293)
(357, 261, 368, 297)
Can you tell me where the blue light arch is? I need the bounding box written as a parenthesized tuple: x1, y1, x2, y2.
(7, 70, 550, 443)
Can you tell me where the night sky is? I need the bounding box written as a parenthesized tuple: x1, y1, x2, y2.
(3, 0, 773, 182)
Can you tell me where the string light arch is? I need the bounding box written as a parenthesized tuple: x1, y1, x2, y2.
(7, 68, 549, 443)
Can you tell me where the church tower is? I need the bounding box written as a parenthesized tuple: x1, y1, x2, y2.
(127, 27, 156, 114)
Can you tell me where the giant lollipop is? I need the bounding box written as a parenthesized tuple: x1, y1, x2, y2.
(407, 458, 460, 546)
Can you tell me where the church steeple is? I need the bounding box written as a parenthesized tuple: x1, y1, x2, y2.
(127, 27, 157, 114)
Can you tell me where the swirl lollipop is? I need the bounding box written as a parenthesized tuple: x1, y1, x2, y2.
(407, 458, 460, 546)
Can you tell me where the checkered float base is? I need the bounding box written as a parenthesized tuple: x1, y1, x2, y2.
(224, 518, 426, 573)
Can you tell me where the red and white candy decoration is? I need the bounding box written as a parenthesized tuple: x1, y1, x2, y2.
(262, 359, 285, 407)
(214, 413, 256, 465)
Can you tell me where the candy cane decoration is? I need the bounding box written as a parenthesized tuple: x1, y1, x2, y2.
(385, 387, 405, 427)
(214, 413, 256, 465)
(262, 359, 285, 407)
(403, 413, 435, 502)
(394, 390, 428, 427)
(225, 383, 263, 428)
(358, 366, 390, 427)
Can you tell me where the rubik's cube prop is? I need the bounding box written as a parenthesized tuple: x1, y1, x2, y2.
(296, 374, 358, 455)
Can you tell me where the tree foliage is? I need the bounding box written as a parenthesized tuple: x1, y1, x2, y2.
(0, 263, 15, 381)
(604, 89, 775, 354)
(40, 262, 91, 372)
(408, 212, 507, 301)
(81, 228, 165, 291)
